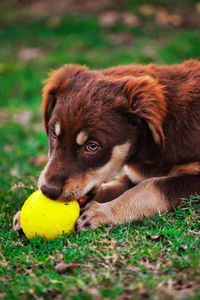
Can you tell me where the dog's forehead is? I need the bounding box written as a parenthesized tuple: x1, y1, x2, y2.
(51, 100, 104, 143)
(49, 73, 125, 144)
(54, 87, 112, 125)
(60, 71, 121, 105)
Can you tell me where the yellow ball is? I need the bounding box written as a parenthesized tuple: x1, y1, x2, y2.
(20, 189, 80, 240)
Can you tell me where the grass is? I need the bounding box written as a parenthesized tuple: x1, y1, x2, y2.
(1, 199, 200, 299)
(0, 1, 200, 299)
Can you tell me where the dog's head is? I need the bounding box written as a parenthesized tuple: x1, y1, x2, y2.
(38, 64, 166, 204)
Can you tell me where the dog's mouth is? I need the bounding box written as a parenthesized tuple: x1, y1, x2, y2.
(77, 188, 96, 207)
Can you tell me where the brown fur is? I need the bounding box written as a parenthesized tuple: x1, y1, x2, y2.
(41, 60, 200, 230)
(168, 162, 200, 176)
(13, 60, 200, 232)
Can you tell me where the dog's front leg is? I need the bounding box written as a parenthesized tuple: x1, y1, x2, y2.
(78, 174, 200, 230)
(93, 175, 135, 203)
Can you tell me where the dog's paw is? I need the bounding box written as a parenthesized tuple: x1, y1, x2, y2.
(77, 201, 113, 230)
(13, 211, 22, 232)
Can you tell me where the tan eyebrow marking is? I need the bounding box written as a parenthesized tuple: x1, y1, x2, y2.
(76, 131, 88, 145)
(55, 122, 61, 136)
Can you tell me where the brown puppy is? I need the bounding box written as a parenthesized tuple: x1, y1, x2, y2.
(13, 60, 200, 231)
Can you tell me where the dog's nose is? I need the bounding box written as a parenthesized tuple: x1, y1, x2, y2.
(40, 185, 62, 200)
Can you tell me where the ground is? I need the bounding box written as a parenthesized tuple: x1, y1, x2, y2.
(0, 0, 200, 299)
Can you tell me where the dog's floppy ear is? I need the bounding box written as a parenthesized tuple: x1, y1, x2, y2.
(123, 75, 167, 146)
(42, 64, 88, 133)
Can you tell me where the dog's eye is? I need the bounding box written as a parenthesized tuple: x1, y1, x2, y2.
(85, 142, 98, 152)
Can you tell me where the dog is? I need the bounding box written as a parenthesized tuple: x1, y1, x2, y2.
(13, 60, 200, 232)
